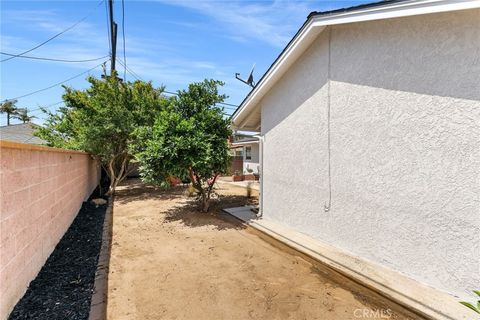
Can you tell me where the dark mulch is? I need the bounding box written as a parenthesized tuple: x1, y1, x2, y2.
(8, 194, 108, 320)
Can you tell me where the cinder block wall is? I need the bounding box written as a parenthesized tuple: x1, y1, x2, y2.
(0, 141, 100, 319)
(229, 156, 243, 175)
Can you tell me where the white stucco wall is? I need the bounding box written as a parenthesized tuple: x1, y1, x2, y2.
(243, 143, 260, 174)
(260, 9, 480, 300)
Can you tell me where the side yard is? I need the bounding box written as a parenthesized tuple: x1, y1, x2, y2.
(107, 179, 420, 320)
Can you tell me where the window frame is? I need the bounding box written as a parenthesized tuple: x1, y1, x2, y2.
(245, 146, 252, 160)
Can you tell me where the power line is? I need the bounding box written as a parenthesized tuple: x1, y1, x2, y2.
(29, 101, 65, 114)
(163, 90, 237, 110)
(5, 61, 107, 101)
(165, 89, 237, 108)
(21, 79, 233, 119)
(115, 58, 238, 111)
(116, 58, 141, 80)
(162, 91, 236, 111)
(121, 0, 127, 80)
(1, 0, 105, 63)
(0, 102, 63, 120)
(0, 52, 109, 63)
(217, 101, 238, 108)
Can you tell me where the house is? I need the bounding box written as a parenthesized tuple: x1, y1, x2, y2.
(229, 136, 260, 179)
(231, 0, 480, 319)
(0, 123, 46, 145)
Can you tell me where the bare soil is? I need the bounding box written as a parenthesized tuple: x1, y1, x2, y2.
(107, 179, 421, 320)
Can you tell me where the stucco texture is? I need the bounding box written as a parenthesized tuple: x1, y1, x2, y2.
(260, 9, 480, 300)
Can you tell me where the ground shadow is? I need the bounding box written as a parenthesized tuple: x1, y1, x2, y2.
(114, 178, 187, 204)
(162, 194, 255, 231)
(115, 178, 257, 231)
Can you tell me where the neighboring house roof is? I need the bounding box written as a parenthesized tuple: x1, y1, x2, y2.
(0, 123, 46, 145)
(231, 0, 480, 131)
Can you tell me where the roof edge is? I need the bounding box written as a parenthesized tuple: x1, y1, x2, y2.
(232, 0, 480, 129)
(307, 0, 406, 19)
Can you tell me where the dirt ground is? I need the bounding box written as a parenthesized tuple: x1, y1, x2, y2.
(107, 179, 421, 320)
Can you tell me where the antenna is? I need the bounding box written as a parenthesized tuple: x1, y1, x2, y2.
(235, 63, 256, 88)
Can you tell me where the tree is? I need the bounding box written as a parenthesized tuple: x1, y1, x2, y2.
(133, 79, 232, 212)
(14, 108, 35, 123)
(0, 99, 19, 125)
(36, 72, 168, 194)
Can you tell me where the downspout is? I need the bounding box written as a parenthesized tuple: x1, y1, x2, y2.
(253, 134, 264, 218)
(324, 26, 332, 213)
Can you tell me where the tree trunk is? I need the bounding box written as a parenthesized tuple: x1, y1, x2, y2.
(105, 155, 130, 196)
(203, 173, 218, 213)
(106, 178, 117, 196)
(106, 159, 116, 195)
(201, 194, 210, 213)
(188, 168, 219, 213)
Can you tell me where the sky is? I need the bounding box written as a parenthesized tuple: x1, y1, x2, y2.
(0, 0, 369, 126)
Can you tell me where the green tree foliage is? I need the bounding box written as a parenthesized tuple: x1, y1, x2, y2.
(0, 99, 19, 125)
(36, 72, 168, 194)
(133, 79, 231, 212)
(14, 108, 35, 123)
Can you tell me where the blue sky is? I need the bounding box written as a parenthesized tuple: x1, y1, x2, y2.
(1, 0, 368, 126)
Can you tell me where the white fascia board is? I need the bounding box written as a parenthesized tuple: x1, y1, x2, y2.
(231, 141, 259, 147)
(231, 0, 480, 129)
(311, 0, 480, 26)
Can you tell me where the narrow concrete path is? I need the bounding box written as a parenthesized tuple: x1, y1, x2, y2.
(107, 179, 419, 320)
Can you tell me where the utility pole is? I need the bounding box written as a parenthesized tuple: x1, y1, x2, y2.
(108, 0, 117, 76)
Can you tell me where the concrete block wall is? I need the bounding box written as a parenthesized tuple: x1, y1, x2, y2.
(0, 141, 100, 319)
(229, 156, 243, 175)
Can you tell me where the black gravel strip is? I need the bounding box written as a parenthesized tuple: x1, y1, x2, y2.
(8, 196, 108, 320)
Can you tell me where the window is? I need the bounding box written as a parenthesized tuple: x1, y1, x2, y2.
(245, 146, 252, 160)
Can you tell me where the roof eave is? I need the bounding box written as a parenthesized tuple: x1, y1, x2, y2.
(231, 140, 259, 147)
(231, 0, 480, 130)
(231, 17, 321, 129)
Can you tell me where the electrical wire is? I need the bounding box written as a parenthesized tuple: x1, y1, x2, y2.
(162, 90, 236, 111)
(5, 61, 107, 101)
(21, 68, 234, 118)
(162, 90, 237, 109)
(1, 0, 105, 63)
(115, 58, 237, 113)
(218, 102, 238, 108)
(121, 0, 127, 80)
(116, 59, 141, 80)
(29, 101, 65, 114)
(0, 52, 109, 63)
